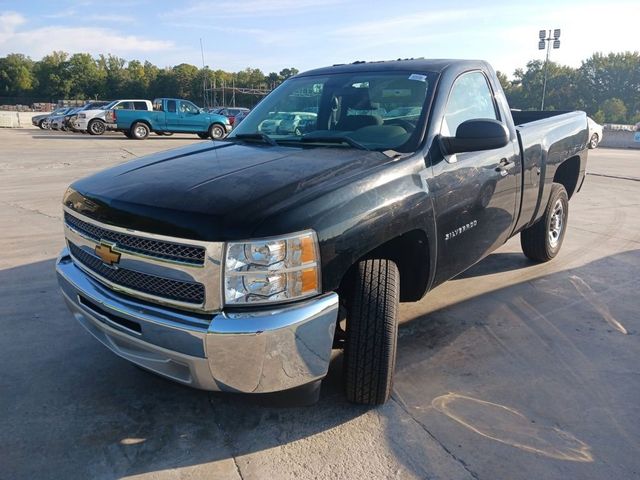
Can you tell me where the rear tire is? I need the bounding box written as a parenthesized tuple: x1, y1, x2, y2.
(88, 119, 106, 136)
(38, 119, 46, 129)
(130, 122, 150, 140)
(344, 259, 399, 405)
(521, 183, 569, 262)
(209, 123, 225, 139)
(589, 133, 599, 149)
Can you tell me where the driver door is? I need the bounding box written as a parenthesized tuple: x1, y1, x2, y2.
(430, 71, 519, 282)
(178, 100, 202, 131)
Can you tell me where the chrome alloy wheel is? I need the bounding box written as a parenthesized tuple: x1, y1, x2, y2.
(90, 120, 105, 135)
(548, 199, 564, 248)
(134, 124, 147, 138)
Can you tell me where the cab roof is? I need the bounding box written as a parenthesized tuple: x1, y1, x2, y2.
(295, 59, 489, 77)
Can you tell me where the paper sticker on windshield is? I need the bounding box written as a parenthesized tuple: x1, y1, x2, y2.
(408, 74, 427, 82)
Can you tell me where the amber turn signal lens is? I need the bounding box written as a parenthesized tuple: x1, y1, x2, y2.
(301, 267, 318, 293)
(300, 235, 316, 263)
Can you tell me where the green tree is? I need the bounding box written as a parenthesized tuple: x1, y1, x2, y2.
(98, 54, 128, 98)
(578, 52, 640, 120)
(34, 51, 71, 99)
(67, 53, 104, 99)
(266, 72, 281, 88)
(149, 68, 177, 98)
(172, 63, 199, 99)
(0, 53, 36, 95)
(592, 110, 605, 124)
(601, 98, 627, 123)
(279, 67, 299, 79)
(507, 60, 580, 111)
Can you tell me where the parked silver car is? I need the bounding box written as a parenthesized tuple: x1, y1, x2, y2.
(259, 112, 316, 135)
(32, 107, 68, 129)
(587, 117, 604, 149)
(49, 108, 78, 130)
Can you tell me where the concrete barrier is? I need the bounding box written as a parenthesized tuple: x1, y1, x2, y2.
(0, 111, 49, 128)
(599, 129, 640, 149)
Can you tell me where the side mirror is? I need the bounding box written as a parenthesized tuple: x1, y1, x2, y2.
(440, 119, 509, 156)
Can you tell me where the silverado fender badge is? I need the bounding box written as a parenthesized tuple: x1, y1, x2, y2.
(95, 242, 121, 266)
(445, 220, 478, 241)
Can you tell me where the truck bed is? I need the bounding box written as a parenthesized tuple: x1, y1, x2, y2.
(512, 110, 588, 233)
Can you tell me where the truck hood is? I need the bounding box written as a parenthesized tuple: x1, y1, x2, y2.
(66, 141, 395, 240)
(80, 109, 106, 116)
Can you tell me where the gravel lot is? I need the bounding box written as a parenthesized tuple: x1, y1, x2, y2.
(1, 128, 639, 480)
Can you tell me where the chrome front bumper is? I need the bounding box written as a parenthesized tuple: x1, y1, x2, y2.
(56, 248, 339, 393)
(71, 118, 89, 130)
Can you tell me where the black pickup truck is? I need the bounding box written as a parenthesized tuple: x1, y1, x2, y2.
(57, 59, 588, 405)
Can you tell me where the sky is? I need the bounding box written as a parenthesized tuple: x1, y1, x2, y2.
(0, 0, 636, 76)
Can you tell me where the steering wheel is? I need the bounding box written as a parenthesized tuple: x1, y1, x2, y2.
(385, 119, 416, 132)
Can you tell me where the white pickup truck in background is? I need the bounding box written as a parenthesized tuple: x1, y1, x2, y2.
(72, 99, 152, 135)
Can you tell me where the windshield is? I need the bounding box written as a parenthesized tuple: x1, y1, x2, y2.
(230, 70, 436, 152)
(101, 100, 118, 110)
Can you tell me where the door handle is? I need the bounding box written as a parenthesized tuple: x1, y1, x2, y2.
(495, 158, 515, 176)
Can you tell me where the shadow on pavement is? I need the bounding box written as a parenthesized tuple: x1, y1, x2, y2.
(1, 250, 639, 479)
(456, 251, 534, 279)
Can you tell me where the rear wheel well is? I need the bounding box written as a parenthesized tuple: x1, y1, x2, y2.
(339, 230, 430, 303)
(131, 120, 152, 129)
(553, 156, 580, 199)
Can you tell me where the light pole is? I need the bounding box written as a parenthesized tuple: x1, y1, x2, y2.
(538, 28, 561, 110)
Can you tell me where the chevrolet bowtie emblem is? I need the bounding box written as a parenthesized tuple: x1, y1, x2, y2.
(95, 243, 121, 266)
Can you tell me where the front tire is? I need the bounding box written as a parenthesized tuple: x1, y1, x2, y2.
(589, 133, 599, 149)
(209, 123, 225, 139)
(88, 119, 106, 136)
(521, 183, 569, 262)
(344, 259, 399, 405)
(130, 122, 150, 140)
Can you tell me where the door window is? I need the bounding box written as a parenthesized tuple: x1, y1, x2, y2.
(114, 101, 134, 110)
(180, 101, 199, 114)
(167, 100, 177, 113)
(442, 71, 498, 136)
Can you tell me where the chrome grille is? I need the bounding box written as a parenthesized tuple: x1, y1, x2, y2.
(64, 212, 205, 265)
(69, 243, 205, 304)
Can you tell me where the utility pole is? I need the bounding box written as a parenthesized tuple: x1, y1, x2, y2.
(538, 28, 561, 110)
(199, 38, 208, 108)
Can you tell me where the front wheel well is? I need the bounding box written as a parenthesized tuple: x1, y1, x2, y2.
(553, 155, 580, 199)
(339, 230, 431, 303)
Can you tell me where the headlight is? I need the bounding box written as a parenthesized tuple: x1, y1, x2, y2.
(78, 113, 86, 119)
(224, 230, 320, 305)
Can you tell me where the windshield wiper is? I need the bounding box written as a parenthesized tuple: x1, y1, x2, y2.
(233, 133, 278, 146)
(300, 135, 369, 151)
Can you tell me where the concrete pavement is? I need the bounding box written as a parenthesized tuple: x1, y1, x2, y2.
(1, 128, 639, 479)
